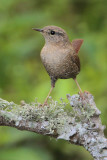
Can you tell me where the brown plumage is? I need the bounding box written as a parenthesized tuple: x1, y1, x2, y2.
(32, 26, 83, 106)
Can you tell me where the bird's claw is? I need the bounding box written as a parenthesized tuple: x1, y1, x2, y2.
(84, 90, 91, 94)
(78, 92, 84, 100)
(41, 102, 48, 107)
(78, 90, 90, 100)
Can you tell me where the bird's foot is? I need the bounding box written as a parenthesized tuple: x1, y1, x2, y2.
(41, 102, 48, 107)
(78, 92, 84, 100)
(84, 90, 91, 94)
(79, 90, 91, 101)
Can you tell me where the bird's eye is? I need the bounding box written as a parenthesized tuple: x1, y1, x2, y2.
(50, 30, 55, 35)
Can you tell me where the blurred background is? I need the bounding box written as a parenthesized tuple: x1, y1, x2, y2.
(0, 0, 107, 159)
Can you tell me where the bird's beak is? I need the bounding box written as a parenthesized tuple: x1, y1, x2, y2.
(32, 28, 43, 32)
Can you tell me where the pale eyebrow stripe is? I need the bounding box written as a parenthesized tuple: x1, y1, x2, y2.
(56, 32, 63, 36)
(47, 30, 64, 36)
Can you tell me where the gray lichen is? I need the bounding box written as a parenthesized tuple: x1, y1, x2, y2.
(0, 92, 107, 160)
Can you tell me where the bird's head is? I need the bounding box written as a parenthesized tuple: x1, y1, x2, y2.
(32, 25, 70, 45)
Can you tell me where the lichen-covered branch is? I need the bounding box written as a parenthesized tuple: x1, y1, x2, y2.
(0, 92, 107, 160)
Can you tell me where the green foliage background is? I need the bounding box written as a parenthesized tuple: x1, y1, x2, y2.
(0, 0, 107, 159)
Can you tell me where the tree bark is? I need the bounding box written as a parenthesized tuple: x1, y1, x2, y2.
(0, 92, 107, 160)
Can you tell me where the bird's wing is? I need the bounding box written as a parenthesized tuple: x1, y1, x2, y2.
(71, 39, 83, 54)
(71, 54, 80, 72)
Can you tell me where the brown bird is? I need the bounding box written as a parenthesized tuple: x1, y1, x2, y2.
(32, 26, 83, 106)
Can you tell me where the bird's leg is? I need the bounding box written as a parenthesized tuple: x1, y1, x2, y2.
(74, 78, 82, 94)
(42, 78, 56, 107)
(42, 86, 54, 107)
(74, 78, 91, 95)
(74, 78, 85, 102)
(73, 78, 85, 100)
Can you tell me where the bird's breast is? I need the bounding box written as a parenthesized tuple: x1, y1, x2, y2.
(41, 45, 68, 66)
(40, 44, 79, 79)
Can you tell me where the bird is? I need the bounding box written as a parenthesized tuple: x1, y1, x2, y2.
(32, 26, 83, 106)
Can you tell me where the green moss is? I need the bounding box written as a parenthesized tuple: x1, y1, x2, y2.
(0, 94, 99, 139)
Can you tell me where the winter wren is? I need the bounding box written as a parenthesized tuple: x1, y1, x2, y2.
(32, 26, 83, 106)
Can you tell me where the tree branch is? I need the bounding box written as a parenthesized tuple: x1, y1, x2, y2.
(0, 92, 107, 160)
